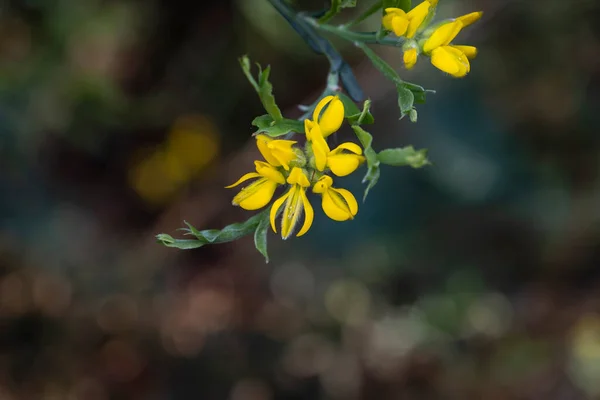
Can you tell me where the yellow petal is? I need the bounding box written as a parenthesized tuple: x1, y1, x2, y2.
(330, 142, 363, 156)
(318, 96, 344, 137)
(280, 185, 303, 239)
(423, 20, 463, 53)
(452, 45, 477, 59)
(382, 13, 395, 31)
(296, 189, 313, 237)
(406, 1, 431, 38)
(233, 178, 278, 210)
(457, 11, 483, 28)
(254, 161, 286, 184)
(321, 187, 357, 221)
(384, 7, 406, 16)
(263, 137, 297, 171)
(225, 172, 261, 188)
(270, 189, 291, 233)
(307, 123, 330, 171)
(312, 95, 334, 123)
(430, 46, 470, 77)
(327, 153, 365, 177)
(304, 119, 315, 137)
(287, 167, 310, 187)
(391, 16, 409, 37)
(404, 48, 418, 69)
(312, 175, 333, 194)
(255, 135, 281, 166)
(334, 188, 358, 216)
(383, 8, 408, 35)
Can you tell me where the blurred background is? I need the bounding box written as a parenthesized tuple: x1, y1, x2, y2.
(1, 0, 600, 398)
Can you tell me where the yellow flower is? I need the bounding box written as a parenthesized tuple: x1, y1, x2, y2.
(422, 14, 481, 78)
(312, 175, 358, 221)
(382, 2, 431, 39)
(311, 95, 344, 137)
(305, 120, 365, 177)
(255, 134, 297, 170)
(403, 48, 418, 69)
(226, 161, 285, 210)
(270, 167, 314, 239)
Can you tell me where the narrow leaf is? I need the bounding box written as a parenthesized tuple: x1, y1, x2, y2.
(397, 85, 415, 115)
(378, 146, 430, 168)
(352, 124, 381, 201)
(239, 55, 283, 121)
(158, 211, 268, 252)
(258, 65, 284, 121)
(338, 92, 374, 125)
(254, 213, 271, 263)
(252, 117, 304, 137)
(356, 42, 402, 85)
(156, 234, 206, 250)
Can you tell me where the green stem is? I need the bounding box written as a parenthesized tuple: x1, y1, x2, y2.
(267, 0, 365, 101)
(343, 0, 383, 28)
(305, 17, 406, 47)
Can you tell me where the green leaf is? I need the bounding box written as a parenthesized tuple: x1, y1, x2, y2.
(338, 92, 374, 125)
(362, 163, 380, 201)
(356, 42, 402, 85)
(397, 85, 415, 114)
(158, 211, 266, 250)
(251, 115, 304, 137)
(156, 234, 206, 249)
(352, 123, 380, 201)
(319, 0, 357, 23)
(252, 114, 274, 130)
(239, 55, 284, 122)
(378, 146, 431, 168)
(254, 213, 270, 263)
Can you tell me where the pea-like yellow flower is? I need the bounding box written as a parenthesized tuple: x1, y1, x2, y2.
(226, 161, 286, 210)
(304, 97, 365, 176)
(312, 175, 358, 221)
(255, 134, 297, 170)
(311, 95, 344, 137)
(421, 19, 478, 78)
(305, 121, 365, 176)
(270, 167, 314, 239)
(383, 1, 431, 39)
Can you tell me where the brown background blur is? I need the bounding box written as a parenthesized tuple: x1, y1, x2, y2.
(1, 0, 600, 399)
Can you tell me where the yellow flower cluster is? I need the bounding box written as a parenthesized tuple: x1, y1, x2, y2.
(383, 0, 482, 77)
(227, 96, 365, 239)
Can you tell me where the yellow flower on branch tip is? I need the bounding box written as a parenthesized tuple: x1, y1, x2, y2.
(422, 20, 479, 78)
(383, 2, 431, 39)
(226, 161, 285, 210)
(270, 167, 314, 239)
(255, 134, 297, 170)
(312, 175, 358, 222)
(312, 95, 344, 137)
(305, 120, 365, 176)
